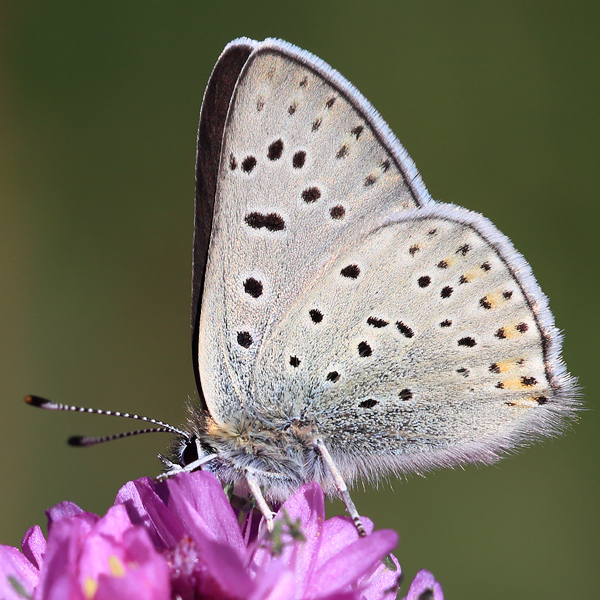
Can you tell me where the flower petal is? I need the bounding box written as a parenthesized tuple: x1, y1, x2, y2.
(21, 525, 46, 571)
(0, 544, 40, 600)
(403, 569, 444, 600)
(251, 481, 326, 594)
(166, 471, 246, 557)
(358, 557, 402, 600)
(199, 538, 256, 598)
(115, 478, 185, 550)
(46, 501, 98, 532)
(93, 528, 170, 600)
(77, 505, 136, 578)
(315, 516, 374, 568)
(167, 471, 254, 597)
(36, 515, 96, 600)
(307, 529, 398, 598)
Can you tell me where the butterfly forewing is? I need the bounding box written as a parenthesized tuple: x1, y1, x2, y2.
(198, 40, 427, 423)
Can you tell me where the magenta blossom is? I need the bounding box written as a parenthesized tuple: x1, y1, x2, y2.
(1, 471, 442, 599)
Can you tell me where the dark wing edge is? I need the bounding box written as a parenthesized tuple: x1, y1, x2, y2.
(192, 38, 256, 404)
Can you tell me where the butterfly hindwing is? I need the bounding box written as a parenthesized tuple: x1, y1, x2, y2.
(254, 203, 575, 480)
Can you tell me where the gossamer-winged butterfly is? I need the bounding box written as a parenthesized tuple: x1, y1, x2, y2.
(27, 38, 579, 536)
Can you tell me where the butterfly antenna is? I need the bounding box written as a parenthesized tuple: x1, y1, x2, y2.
(68, 429, 175, 448)
(24, 395, 189, 445)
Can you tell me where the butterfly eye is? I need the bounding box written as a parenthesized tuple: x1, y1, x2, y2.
(181, 436, 199, 466)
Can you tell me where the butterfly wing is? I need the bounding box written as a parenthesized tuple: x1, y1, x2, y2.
(254, 203, 577, 481)
(195, 38, 430, 424)
(194, 38, 577, 485)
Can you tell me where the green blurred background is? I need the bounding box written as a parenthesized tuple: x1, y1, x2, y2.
(1, 1, 598, 598)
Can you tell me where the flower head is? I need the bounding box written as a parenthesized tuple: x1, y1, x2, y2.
(0, 471, 437, 599)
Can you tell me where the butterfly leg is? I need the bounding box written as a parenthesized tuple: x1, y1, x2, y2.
(245, 468, 276, 532)
(313, 438, 367, 537)
(157, 440, 219, 480)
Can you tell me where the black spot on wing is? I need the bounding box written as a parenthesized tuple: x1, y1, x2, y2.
(341, 264, 360, 279)
(336, 145, 349, 159)
(245, 212, 285, 231)
(358, 341, 372, 357)
(480, 296, 492, 309)
(367, 316, 388, 328)
(359, 399, 378, 408)
(330, 205, 345, 220)
(309, 309, 323, 323)
(396, 322, 414, 338)
(293, 151, 306, 168)
(243, 278, 263, 298)
(301, 187, 321, 203)
(241, 156, 257, 173)
(237, 332, 252, 348)
(267, 139, 284, 161)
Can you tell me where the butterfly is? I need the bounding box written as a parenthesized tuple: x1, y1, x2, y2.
(27, 37, 578, 537)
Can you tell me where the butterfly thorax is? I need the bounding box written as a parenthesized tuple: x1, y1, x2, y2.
(180, 407, 330, 501)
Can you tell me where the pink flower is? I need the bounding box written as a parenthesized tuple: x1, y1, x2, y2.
(0, 472, 440, 599)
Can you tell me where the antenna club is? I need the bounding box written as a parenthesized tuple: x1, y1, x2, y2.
(68, 436, 87, 447)
(25, 395, 59, 409)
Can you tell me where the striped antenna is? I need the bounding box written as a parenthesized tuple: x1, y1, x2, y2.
(68, 428, 175, 447)
(24, 395, 189, 443)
